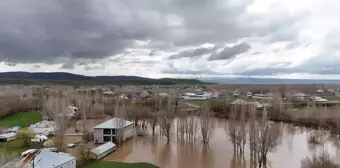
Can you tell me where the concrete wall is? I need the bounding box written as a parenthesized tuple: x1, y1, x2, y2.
(55, 158, 76, 168)
(94, 125, 134, 144)
(123, 124, 134, 141)
(94, 128, 104, 144)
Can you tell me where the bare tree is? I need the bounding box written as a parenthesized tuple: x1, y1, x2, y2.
(200, 102, 211, 144)
(160, 95, 175, 142)
(228, 105, 238, 153)
(115, 99, 127, 145)
(256, 108, 282, 168)
(301, 152, 339, 168)
(44, 93, 70, 151)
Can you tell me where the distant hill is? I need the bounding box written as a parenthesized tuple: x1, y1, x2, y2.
(0, 72, 205, 85)
(200, 77, 340, 84)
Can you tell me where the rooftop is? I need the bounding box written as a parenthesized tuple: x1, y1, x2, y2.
(29, 120, 56, 128)
(91, 142, 116, 155)
(93, 118, 133, 129)
(5, 149, 75, 168)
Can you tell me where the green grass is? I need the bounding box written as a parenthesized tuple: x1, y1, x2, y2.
(0, 111, 42, 127)
(0, 139, 26, 156)
(87, 161, 159, 168)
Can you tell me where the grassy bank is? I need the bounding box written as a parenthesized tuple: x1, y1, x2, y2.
(0, 111, 42, 127)
(86, 161, 159, 168)
(0, 139, 26, 156)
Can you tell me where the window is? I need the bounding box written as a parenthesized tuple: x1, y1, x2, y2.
(112, 129, 116, 135)
(103, 129, 111, 135)
(103, 136, 111, 142)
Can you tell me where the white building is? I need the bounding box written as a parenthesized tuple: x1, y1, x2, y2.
(90, 142, 116, 160)
(182, 92, 211, 100)
(0, 132, 16, 142)
(93, 118, 134, 144)
(310, 96, 328, 102)
(2, 149, 76, 168)
(29, 120, 58, 136)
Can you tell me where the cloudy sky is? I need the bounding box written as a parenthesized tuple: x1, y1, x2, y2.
(0, 0, 340, 79)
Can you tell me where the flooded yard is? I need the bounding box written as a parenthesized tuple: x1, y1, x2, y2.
(66, 117, 340, 168)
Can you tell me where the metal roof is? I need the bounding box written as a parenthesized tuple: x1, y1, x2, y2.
(4, 149, 75, 168)
(93, 118, 133, 129)
(29, 120, 56, 128)
(91, 142, 116, 155)
(0, 132, 16, 139)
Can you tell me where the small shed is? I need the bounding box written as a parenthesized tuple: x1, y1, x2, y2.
(8, 126, 20, 132)
(90, 142, 116, 160)
(0, 132, 16, 142)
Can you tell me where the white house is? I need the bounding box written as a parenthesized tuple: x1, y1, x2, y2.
(29, 120, 58, 136)
(90, 142, 116, 160)
(93, 118, 134, 144)
(0, 132, 16, 142)
(182, 92, 211, 100)
(3, 149, 76, 168)
(310, 96, 328, 102)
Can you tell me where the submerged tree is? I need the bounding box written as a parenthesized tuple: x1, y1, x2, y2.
(200, 102, 211, 144)
(160, 94, 175, 142)
(250, 107, 282, 168)
(301, 152, 339, 168)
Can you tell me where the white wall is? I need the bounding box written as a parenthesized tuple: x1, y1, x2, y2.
(55, 158, 76, 168)
(93, 129, 103, 144)
(123, 125, 134, 141)
(96, 147, 116, 160)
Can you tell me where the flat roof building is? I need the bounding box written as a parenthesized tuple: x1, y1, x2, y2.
(93, 118, 134, 144)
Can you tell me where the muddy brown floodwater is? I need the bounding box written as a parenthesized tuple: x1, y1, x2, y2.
(69, 118, 340, 168)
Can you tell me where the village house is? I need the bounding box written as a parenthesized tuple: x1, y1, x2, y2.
(315, 89, 336, 99)
(29, 120, 58, 136)
(0, 132, 16, 142)
(289, 92, 310, 102)
(90, 142, 116, 160)
(93, 118, 134, 144)
(2, 149, 76, 168)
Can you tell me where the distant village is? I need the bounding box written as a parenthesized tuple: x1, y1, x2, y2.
(1, 84, 340, 167)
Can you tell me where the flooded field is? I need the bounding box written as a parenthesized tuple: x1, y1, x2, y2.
(64, 117, 340, 168)
(101, 118, 340, 168)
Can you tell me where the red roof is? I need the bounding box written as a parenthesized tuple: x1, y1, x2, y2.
(210, 88, 216, 92)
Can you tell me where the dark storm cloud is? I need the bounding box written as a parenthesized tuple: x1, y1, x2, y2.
(168, 46, 218, 59)
(0, 0, 301, 66)
(61, 62, 75, 69)
(0, 0, 157, 64)
(208, 42, 251, 61)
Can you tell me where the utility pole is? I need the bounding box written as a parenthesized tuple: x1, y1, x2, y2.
(32, 155, 35, 168)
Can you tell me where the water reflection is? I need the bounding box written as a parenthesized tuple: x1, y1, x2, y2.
(97, 118, 339, 168)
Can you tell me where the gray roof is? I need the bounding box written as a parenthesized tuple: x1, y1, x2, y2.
(29, 120, 57, 128)
(93, 118, 133, 129)
(8, 149, 75, 168)
(0, 132, 16, 139)
(91, 142, 116, 155)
